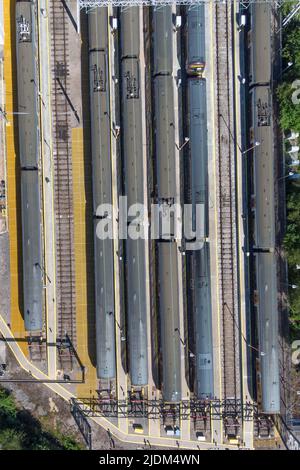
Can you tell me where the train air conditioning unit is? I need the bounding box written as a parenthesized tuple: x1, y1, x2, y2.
(17, 16, 31, 43)
(239, 14, 246, 29)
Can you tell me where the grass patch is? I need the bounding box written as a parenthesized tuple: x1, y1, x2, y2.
(0, 388, 83, 450)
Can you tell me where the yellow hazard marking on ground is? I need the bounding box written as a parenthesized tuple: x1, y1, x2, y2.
(72, 127, 97, 397)
(4, 0, 27, 355)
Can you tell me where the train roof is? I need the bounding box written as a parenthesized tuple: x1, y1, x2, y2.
(21, 170, 43, 332)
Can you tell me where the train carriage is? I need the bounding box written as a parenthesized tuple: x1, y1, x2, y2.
(120, 6, 149, 387)
(89, 7, 116, 380)
(153, 6, 182, 403)
(249, 2, 280, 413)
(21, 170, 43, 332)
(16, 1, 43, 332)
(16, 0, 39, 169)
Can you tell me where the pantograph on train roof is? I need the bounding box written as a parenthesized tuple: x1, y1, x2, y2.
(17, 15, 32, 43)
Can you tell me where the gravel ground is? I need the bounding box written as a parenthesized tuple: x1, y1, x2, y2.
(0, 232, 10, 324)
(2, 348, 169, 450)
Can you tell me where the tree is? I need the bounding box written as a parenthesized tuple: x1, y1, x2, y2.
(277, 82, 300, 132)
(282, 22, 300, 75)
(0, 389, 17, 419)
(0, 429, 25, 451)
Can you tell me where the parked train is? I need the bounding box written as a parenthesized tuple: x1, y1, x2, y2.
(16, 0, 43, 332)
(158, 242, 181, 402)
(88, 7, 116, 380)
(120, 6, 149, 387)
(153, 6, 182, 403)
(249, 2, 280, 414)
(185, 5, 214, 399)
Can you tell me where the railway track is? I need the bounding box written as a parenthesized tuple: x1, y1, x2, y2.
(28, 338, 47, 370)
(49, 0, 76, 372)
(214, 1, 240, 400)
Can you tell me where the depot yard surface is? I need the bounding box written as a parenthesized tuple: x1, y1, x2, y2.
(3, 0, 27, 354)
(2, 348, 153, 451)
(0, 0, 295, 451)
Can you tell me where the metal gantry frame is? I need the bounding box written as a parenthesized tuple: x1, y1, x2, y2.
(78, 0, 291, 9)
(70, 396, 281, 442)
(71, 396, 259, 421)
(0, 333, 85, 384)
(71, 401, 92, 449)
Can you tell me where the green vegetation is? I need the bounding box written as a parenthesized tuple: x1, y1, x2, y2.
(277, 3, 300, 336)
(277, 82, 300, 133)
(283, 188, 300, 335)
(0, 388, 82, 450)
(277, 6, 300, 130)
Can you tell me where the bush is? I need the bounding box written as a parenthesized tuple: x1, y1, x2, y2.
(0, 429, 25, 451)
(277, 82, 300, 133)
(0, 389, 17, 419)
(0, 388, 82, 450)
(278, 9, 300, 335)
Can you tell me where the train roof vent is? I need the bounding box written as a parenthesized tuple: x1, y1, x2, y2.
(92, 63, 106, 93)
(17, 15, 31, 43)
(239, 14, 246, 28)
(112, 17, 118, 31)
(175, 16, 182, 30)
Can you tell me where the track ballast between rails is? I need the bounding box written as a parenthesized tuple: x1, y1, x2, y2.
(214, 0, 240, 401)
(50, 0, 76, 371)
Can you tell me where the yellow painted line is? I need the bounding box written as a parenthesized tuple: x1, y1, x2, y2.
(4, 0, 27, 354)
(0, 58, 8, 233)
(38, 1, 50, 375)
(0, 313, 69, 391)
(72, 127, 97, 397)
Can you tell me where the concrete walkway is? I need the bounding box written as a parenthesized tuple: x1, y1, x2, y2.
(0, 310, 239, 450)
(38, 0, 57, 380)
